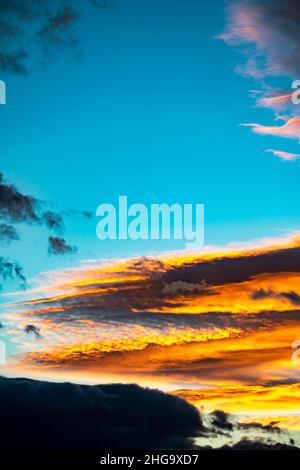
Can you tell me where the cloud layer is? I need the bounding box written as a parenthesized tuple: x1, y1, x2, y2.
(1, 234, 300, 446)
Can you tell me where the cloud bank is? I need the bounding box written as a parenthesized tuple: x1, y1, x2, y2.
(0, 376, 204, 451)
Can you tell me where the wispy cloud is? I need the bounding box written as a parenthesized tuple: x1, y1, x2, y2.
(241, 117, 300, 141)
(221, 0, 300, 79)
(0, 0, 112, 74)
(256, 92, 294, 111)
(265, 149, 300, 162)
(221, 0, 300, 159)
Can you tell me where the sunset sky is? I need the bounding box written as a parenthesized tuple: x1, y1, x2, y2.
(1, 0, 300, 450)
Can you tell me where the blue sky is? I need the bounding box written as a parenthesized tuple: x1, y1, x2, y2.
(1, 0, 300, 280)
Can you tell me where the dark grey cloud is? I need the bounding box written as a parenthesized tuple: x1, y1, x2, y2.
(208, 409, 293, 450)
(251, 288, 300, 306)
(24, 324, 41, 338)
(281, 291, 300, 305)
(0, 223, 19, 243)
(220, 438, 298, 450)
(0, 172, 63, 231)
(238, 420, 281, 434)
(163, 245, 300, 286)
(0, 172, 81, 286)
(0, 0, 112, 74)
(0, 172, 91, 236)
(0, 172, 38, 223)
(210, 410, 233, 432)
(63, 209, 93, 219)
(0, 256, 26, 290)
(0, 376, 206, 451)
(41, 211, 64, 232)
(38, 5, 79, 54)
(48, 236, 77, 256)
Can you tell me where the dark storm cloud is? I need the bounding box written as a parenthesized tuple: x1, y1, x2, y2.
(24, 324, 41, 338)
(0, 223, 19, 243)
(48, 236, 77, 255)
(0, 0, 112, 74)
(0, 376, 206, 451)
(251, 288, 300, 306)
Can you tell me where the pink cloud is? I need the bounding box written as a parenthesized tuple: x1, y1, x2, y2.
(265, 149, 300, 162)
(256, 92, 293, 111)
(220, 0, 300, 79)
(241, 117, 300, 141)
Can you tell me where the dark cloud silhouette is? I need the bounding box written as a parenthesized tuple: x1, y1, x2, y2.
(0, 256, 26, 290)
(238, 420, 281, 434)
(0, 223, 19, 243)
(0, 172, 38, 223)
(251, 288, 300, 306)
(48, 236, 77, 255)
(41, 210, 64, 232)
(0, 0, 112, 75)
(63, 209, 93, 219)
(163, 245, 300, 286)
(251, 288, 275, 300)
(82, 210, 93, 218)
(210, 410, 233, 432)
(281, 291, 300, 305)
(0, 172, 91, 236)
(220, 439, 299, 450)
(0, 377, 206, 451)
(0, 172, 80, 286)
(24, 324, 41, 338)
(39, 5, 79, 54)
(209, 409, 283, 441)
(0, 172, 64, 234)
